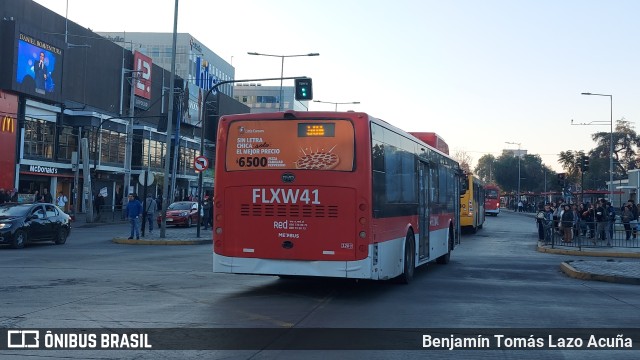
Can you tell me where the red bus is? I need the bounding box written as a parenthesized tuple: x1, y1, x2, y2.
(212, 111, 463, 283)
(484, 184, 500, 216)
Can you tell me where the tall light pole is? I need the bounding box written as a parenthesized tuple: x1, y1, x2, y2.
(247, 52, 319, 110)
(121, 69, 143, 213)
(160, 0, 179, 238)
(505, 141, 522, 208)
(581, 92, 613, 202)
(313, 100, 360, 111)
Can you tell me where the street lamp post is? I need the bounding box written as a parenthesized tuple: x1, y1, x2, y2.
(505, 141, 522, 209)
(247, 52, 319, 110)
(160, 0, 180, 238)
(581, 92, 613, 202)
(313, 100, 360, 111)
(121, 69, 143, 212)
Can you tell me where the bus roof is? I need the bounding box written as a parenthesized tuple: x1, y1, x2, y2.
(408, 132, 449, 155)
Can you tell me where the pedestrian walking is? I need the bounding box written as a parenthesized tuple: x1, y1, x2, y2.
(126, 193, 143, 240)
(622, 203, 633, 240)
(606, 201, 615, 241)
(628, 199, 638, 239)
(203, 196, 213, 230)
(145, 194, 157, 233)
(561, 204, 574, 243)
(42, 188, 53, 203)
(56, 192, 68, 211)
(594, 199, 610, 246)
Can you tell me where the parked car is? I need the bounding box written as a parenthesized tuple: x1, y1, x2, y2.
(0, 202, 72, 249)
(157, 201, 202, 227)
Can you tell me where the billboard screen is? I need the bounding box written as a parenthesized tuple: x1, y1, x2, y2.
(14, 33, 63, 102)
(182, 82, 202, 127)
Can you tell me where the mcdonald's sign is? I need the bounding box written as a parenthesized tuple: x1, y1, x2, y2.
(0, 91, 17, 191)
(1, 116, 15, 133)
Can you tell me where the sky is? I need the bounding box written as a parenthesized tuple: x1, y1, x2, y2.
(32, 0, 640, 172)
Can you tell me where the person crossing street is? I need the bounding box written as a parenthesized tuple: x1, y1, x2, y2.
(126, 193, 143, 240)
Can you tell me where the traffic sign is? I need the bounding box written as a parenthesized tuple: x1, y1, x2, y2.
(194, 155, 209, 172)
(138, 171, 155, 186)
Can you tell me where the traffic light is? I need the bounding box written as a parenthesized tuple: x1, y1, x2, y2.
(581, 155, 590, 172)
(294, 78, 313, 100)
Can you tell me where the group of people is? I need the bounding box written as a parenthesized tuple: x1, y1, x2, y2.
(124, 193, 157, 240)
(536, 198, 639, 245)
(510, 199, 535, 213)
(0, 188, 69, 210)
(0, 188, 19, 203)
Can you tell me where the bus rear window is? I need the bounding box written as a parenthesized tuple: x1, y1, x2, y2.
(225, 119, 355, 171)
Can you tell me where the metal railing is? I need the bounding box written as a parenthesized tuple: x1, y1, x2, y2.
(539, 218, 640, 249)
(93, 205, 126, 223)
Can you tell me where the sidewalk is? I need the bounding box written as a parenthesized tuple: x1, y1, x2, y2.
(71, 212, 211, 245)
(515, 209, 640, 285)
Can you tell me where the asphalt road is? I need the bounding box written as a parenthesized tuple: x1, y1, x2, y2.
(1, 211, 639, 359)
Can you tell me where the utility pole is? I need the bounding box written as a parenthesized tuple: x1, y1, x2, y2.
(160, 0, 179, 238)
(170, 92, 182, 202)
(122, 70, 136, 209)
(81, 138, 93, 222)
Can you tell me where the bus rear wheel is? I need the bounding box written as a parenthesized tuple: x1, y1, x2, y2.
(436, 230, 452, 264)
(396, 231, 415, 284)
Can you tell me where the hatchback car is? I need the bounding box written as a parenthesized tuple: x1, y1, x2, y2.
(157, 201, 202, 227)
(0, 202, 72, 249)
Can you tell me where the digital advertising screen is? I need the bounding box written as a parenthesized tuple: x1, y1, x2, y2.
(182, 82, 202, 127)
(14, 33, 63, 102)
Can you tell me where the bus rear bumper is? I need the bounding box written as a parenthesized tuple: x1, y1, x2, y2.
(213, 253, 376, 279)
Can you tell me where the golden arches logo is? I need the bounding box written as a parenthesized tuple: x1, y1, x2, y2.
(1, 116, 15, 133)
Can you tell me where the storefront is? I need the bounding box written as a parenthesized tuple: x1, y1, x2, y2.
(18, 163, 74, 211)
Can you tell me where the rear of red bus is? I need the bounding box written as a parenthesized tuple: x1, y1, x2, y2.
(212, 111, 375, 279)
(484, 184, 500, 216)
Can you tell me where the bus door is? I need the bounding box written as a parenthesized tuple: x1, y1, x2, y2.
(418, 161, 430, 260)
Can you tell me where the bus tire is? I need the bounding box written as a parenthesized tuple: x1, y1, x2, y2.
(436, 229, 452, 264)
(396, 231, 415, 284)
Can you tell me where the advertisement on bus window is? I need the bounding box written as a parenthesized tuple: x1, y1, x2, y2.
(225, 120, 355, 171)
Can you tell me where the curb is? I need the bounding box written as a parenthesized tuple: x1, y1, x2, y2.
(112, 238, 210, 245)
(560, 261, 640, 285)
(77, 222, 129, 228)
(536, 243, 640, 258)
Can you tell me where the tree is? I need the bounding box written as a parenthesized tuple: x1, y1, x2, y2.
(590, 119, 640, 179)
(453, 150, 473, 173)
(474, 154, 497, 183)
(558, 119, 640, 191)
(557, 150, 584, 184)
(492, 152, 555, 194)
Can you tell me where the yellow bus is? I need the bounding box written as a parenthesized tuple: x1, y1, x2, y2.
(460, 174, 485, 233)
